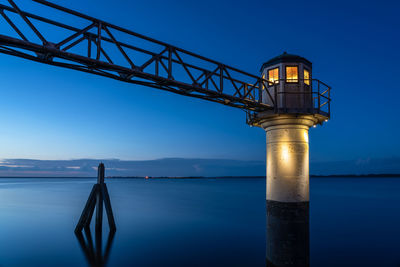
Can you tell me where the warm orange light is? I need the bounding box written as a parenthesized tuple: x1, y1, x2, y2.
(282, 144, 290, 162)
(304, 69, 310, 85)
(286, 66, 298, 83)
(303, 131, 309, 143)
(268, 67, 279, 85)
(262, 74, 266, 89)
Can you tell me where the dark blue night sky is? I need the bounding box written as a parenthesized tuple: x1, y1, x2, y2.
(0, 0, 399, 166)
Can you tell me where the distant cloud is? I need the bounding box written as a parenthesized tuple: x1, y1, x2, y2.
(0, 158, 265, 177)
(311, 157, 400, 175)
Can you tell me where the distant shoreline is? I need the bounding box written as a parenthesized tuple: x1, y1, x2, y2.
(310, 174, 400, 178)
(0, 174, 400, 179)
(110, 174, 400, 178)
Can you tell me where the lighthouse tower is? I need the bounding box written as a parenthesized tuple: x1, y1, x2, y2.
(250, 52, 331, 266)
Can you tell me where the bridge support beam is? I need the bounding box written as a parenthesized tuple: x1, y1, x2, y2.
(260, 114, 317, 267)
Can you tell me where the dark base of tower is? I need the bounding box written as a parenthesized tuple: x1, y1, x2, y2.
(266, 200, 310, 267)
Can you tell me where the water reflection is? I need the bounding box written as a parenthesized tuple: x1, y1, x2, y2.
(266, 201, 309, 267)
(75, 227, 115, 267)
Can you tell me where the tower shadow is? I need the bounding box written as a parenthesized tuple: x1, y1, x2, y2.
(75, 163, 116, 267)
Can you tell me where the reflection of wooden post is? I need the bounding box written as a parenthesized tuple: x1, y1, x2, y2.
(75, 163, 116, 233)
(75, 226, 116, 267)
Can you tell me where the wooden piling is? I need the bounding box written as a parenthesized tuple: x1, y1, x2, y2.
(102, 184, 116, 232)
(75, 185, 97, 233)
(95, 183, 104, 234)
(75, 163, 116, 234)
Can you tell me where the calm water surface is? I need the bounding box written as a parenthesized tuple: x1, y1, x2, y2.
(0, 177, 399, 266)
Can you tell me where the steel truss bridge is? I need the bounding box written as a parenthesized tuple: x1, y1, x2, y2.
(0, 0, 330, 122)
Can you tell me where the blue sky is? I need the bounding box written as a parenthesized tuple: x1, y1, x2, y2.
(0, 0, 399, 163)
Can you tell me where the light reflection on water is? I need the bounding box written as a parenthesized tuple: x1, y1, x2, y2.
(0, 177, 399, 266)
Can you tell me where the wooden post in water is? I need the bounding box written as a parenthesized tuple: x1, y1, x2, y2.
(75, 163, 116, 233)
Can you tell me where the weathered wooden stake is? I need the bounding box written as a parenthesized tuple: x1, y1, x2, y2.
(75, 163, 116, 233)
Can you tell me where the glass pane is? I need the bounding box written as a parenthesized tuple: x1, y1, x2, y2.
(286, 66, 298, 83)
(268, 68, 279, 85)
(304, 69, 310, 85)
(262, 74, 266, 89)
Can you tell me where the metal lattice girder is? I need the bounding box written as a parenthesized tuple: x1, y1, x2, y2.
(0, 0, 275, 112)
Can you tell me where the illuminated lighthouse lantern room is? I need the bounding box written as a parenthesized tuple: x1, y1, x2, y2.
(261, 52, 313, 112)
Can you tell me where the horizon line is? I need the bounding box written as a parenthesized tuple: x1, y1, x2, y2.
(1, 174, 400, 179)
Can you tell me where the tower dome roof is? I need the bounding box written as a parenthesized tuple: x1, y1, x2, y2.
(261, 52, 312, 71)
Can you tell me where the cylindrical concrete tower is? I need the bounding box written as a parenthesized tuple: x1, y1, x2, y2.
(250, 52, 331, 267)
(262, 115, 314, 267)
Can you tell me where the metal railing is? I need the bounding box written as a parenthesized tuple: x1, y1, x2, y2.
(246, 79, 331, 125)
(273, 79, 330, 115)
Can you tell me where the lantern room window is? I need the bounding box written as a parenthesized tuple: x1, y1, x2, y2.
(304, 69, 310, 85)
(286, 66, 298, 83)
(268, 67, 279, 85)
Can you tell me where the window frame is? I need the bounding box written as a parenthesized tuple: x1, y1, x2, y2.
(267, 67, 280, 86)
(285, 65, 299, 84)
(303, 68, 311, 86)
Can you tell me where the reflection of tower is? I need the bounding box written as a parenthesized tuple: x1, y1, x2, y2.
(250, 53, 330, 267)
(75, 163, 116, 266)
